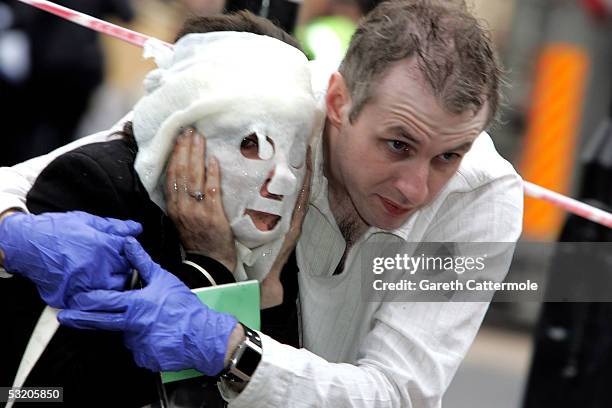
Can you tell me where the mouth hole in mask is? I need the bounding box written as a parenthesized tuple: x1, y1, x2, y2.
(244, 209, 281, 231)
(240, 133, 275, 160)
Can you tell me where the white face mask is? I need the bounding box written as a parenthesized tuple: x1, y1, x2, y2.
(194, 97, 310, 248)
(133, 32, 321, 259)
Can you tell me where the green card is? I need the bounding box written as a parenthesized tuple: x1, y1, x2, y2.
(161, 280, 260, 383)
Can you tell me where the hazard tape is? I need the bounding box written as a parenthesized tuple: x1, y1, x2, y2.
(15, 0, 172, 49)
(524, 181, 612, 229)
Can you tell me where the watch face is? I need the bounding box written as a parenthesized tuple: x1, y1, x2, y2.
(236, 346, 262, 376)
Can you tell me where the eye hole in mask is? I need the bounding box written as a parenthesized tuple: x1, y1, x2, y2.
(239, 133, 282, 231)
(240, 133, 275, 160)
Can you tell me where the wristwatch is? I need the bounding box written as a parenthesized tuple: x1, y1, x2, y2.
(222, 323, 262, 383)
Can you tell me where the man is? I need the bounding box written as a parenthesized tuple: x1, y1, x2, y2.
(0, 1, 523, 406)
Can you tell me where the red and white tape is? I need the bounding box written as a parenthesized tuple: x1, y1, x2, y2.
(15, 0, 172, 49)
(15, 1, 612, 230)
(524, 181, 612, 229)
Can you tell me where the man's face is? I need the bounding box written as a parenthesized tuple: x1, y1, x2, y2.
(327, 58, 489, 230)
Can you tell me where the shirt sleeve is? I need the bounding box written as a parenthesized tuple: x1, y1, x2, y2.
(228, 301, 488, 408)
(225, 172, 524, 408)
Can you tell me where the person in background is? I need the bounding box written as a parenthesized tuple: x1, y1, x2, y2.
(295, 0, 381, 64)
(0, 0, 134, 166)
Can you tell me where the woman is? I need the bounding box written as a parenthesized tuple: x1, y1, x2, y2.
(8, 11, 321, 407)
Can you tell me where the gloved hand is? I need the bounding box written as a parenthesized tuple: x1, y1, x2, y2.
(0, 211, 142, 308)
(58, 237, 238, 376)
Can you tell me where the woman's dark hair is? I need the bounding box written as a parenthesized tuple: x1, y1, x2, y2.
(176, 10, 303, 51)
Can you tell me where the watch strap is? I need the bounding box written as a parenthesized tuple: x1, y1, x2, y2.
(221, 323, 262, 383)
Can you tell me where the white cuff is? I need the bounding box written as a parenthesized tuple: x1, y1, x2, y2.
(0, 194, 28, 215)
(0, 267, 13, 278)
(226, 333, 292, 407)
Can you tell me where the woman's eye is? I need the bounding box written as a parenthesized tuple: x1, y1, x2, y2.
(240, 134, 260, 159)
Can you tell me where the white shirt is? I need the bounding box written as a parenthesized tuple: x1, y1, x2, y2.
(0, 116, 523, 407)
(227, 129, 523, 407)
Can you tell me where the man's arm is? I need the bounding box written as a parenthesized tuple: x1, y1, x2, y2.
(0, 131, 118, 278)
(58, 237, 241, 376)
(0, 211, 142, 307)
(0, 114, 130, 216)
(0, 115, 129, 275)
(226, 303, 486, 407)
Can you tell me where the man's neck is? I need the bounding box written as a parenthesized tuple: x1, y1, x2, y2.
(329, 186, 367, 246)
(322, 123, 368, 246)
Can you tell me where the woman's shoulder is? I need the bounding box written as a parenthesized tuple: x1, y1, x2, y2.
(61, 138, 137, 174)
(42, 138, 140, 190)
(27, 138, 145, 217)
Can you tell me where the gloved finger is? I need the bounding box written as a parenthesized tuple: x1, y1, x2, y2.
(71, 211, 143, 237)
(67, 289, 129, 312)
(124, 237, 159, 284)
(129, 349, 161, 372)
(67, 271, 131, 297)
(57, 309, 125, 331)
(103, 219, 142, 237)
(104, 235, 140, 278)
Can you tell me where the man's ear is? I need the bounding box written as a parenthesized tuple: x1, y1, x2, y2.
(325, 72, 351, 130)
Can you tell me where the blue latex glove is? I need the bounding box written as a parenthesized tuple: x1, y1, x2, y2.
(58, 237, 239, 376)
(0, 211, 142, 308)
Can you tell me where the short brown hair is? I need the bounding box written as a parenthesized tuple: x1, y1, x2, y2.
(339, 0, 502, 126)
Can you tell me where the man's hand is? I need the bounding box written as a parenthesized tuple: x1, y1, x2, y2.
(0, 211, 142, 308)
(261, 147, 312, 309)
(166, 127, 237, 272)
(58, 237, 239, 376)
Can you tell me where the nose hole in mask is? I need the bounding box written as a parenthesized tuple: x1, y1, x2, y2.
(260, 175, 283, 201)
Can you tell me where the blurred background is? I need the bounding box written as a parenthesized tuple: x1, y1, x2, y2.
(1, 0, 612, 406)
